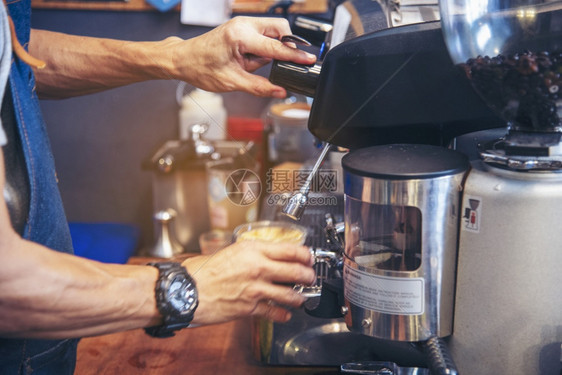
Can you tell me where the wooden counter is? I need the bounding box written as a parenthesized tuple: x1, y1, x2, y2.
(75, 256, 338, 374)
(75, 318, 338, 374)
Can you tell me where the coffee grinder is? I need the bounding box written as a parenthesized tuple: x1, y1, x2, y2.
(441, 0, 562, 373)
(267, 0, 562, 373)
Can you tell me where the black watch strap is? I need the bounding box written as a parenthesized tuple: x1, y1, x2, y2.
(144, 262, 198, 338)
(144, 321, 191, 338)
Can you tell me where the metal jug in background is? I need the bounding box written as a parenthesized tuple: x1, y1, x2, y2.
(143, 124, 256, 252)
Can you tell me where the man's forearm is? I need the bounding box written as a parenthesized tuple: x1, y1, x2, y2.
(0, 151, 162, 339)
(29, 29, 180, 99)
(28, 17, 317, 99)
(0, 236, 162, 338)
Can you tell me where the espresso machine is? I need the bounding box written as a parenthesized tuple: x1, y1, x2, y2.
(261, 0, 562, 373)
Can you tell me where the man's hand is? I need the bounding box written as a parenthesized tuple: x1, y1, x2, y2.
(31, 16, 316, 99)
(182, 240, 316, 324)
(167, 16, 317, 97)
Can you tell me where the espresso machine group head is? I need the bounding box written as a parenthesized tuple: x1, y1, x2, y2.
(270, 0, 562, 374)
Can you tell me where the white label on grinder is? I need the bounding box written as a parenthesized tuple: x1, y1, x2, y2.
(343, 263, 424, 315)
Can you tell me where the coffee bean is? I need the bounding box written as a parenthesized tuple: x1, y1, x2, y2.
(462, 50, 562, 129)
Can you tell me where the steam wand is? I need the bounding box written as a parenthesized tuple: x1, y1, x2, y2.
(282, 142, 332, 220)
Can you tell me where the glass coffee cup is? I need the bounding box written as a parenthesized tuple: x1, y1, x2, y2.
(233, 220, 321, 298)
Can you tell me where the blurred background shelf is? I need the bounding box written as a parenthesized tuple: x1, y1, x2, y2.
(31, 0, 328, 13)
(233, 0, 327, 13)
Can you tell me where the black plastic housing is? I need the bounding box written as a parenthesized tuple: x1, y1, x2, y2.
(307, 21, 504, 149)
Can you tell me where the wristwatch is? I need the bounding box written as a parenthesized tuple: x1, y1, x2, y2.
(144, 262, 199, 338)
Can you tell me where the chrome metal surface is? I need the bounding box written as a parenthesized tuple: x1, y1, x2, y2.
(281, 34, 312, 46)
(480, 149, 562, 170)
(255, 309, 426, 367)
(293, 249, 334, 298)
(190, 123, 214, 156)
(281, 192, 308, 221)
(478, 132, 562, 170)
(253, 310, 378, 366)
(281, 142, 332, 220)
(151, 167, 207, 250)
(148, 209, 184, 258)
(280, 321, 355, 364)
(341, 361, 430, 374)
(293, 16, 334, 34)
(342, 146, 468, 341)
(325, 213, 345, 253)
(253, 193, 431, 367)
(389, 0, 440, 27)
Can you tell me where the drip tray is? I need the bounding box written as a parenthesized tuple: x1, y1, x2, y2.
(280, 321, 379, 365)
(257, 308, 426, 367)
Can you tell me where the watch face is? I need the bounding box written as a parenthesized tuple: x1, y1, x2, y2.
(168, 274, 198, 315)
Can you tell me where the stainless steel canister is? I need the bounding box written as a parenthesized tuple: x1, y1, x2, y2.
(341, 144, 469, 341)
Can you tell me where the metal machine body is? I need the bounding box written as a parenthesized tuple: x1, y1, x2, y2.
(451, 133, 562, 374)
(341, 144, 468, 342)
(263, 0, 562, 373)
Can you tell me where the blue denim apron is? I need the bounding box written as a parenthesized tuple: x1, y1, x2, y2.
(0, 0, 79, 373)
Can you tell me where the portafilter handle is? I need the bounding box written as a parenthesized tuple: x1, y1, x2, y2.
(269, 60, 322, 98)
(270, 34, 322, 98)
(282, 142, 332, 220)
